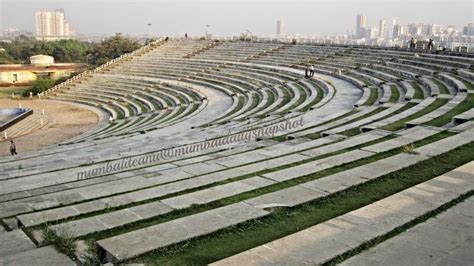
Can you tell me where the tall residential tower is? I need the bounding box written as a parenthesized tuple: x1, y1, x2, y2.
(379, 19, 386, 38)
(277, 17, 285, 37)
(356, 14, 366, 38)
(35, 9, 71, 41)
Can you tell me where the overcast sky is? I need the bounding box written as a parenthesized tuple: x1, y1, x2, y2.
(0, 0, 472, 37)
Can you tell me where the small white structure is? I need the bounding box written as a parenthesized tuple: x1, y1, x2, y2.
(30, 55, 55, 67)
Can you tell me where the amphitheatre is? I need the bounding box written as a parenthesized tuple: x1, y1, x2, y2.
(0, 38, 473, 265)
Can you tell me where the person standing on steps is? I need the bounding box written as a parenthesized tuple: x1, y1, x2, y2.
(305, 66, 309, 78)
(309, 65, 315, 77)
(10, 140, 17, 155)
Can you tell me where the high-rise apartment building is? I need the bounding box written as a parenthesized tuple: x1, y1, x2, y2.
(277, 17, 285, 37)
(356, 14, 366, 38)
(35, 9, 71, 41)
(379, 19, 386, 38)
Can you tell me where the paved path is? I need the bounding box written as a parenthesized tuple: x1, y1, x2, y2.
(342, 196, 474, 266)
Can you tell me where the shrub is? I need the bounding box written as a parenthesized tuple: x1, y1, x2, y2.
(22, 78, 53, 96)
(401, 144, 418, 154)
(80, 240, 101, 266)
(42, 226, 77, 258)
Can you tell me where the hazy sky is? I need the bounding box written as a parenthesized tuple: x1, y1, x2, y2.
(0, 0, 472, 37)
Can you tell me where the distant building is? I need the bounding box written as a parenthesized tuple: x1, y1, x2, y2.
(391, 18, 399, 39)
(356, 14, 366, 38)
(430, 24, 442, 36)
(277, 17, 285, 37)
(35, 9, 71, 41)
(379, 19, 386, 38)
(3, 28, 33, 37)
(366, 27, 379, 39)
(463, 23, 474, 36)
(392, 24, 407, 39)
(445, 25, 456, 35)
(0, 55, 85, 86)
(408, 24, 422, 36)
(29, 55, 55, 66)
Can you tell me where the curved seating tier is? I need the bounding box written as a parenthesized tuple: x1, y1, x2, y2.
(1, 39, 473, 265)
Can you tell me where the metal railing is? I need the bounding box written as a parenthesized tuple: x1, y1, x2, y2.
(39, 38, 165, 98)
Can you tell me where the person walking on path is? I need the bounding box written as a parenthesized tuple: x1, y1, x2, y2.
(305, 66, 309, 78)
(309, 65, 315, 77)
(10, 140, 17, 155)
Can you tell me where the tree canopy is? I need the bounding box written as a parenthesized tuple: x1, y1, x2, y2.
(0, 38, 92, 64)
(0, 33, 142, 66)
(86, 33, 141, 66)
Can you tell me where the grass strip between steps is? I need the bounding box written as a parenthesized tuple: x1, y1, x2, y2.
(128, 140, 474, 265)
(425, 93, 474, 127)
(305, 107, 386, 140)
(382, 98, 449, 131)
(42, 132, 454, 254)
(27, 132, 398, 229)
(388, 84, 400, 103)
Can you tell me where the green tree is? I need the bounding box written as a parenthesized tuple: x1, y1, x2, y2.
(0, 38, 92, 64)
(0, 50, 14, 64)
(87, 33, 141, 66)
(1, 33, 141, 67)
(26, 78, 54, 96)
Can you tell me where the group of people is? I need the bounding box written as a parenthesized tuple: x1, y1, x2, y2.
(409, 37, 437, 51)
(305, 65, 315, 78)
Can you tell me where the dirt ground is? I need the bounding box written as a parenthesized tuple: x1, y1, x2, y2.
(0, 98, 99, 157)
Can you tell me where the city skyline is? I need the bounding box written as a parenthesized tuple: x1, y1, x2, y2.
(0, 0, 472, 37)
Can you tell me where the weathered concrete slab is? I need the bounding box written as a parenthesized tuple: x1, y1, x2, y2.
(316, 150, 374, 167)
(301, 172, 367, 194)
(348, 153, 428, 180)
(41, 201, 173, 240)
(342, 198, 474, 266)
(0, 229, 36, 257)
(414, 129, 474, 157)
(244, 186, 328, 209)
(128, 201, 173, 219)
(49, 217, 107, 240)
(257, 136, 337, 157)
(248, 154, 310, 171)
(300, 131, 387, 157)
(162, 176, 273, 209)
(180, 162, 226, 176)
(362, 127, 439, 153)
(215, 153, 271, 168)
(0, 246, 74, 265)
(97, 209, 143, 228)
(18, 207, 81, 228)
(98, 202, 269, 263)
(262, 162, 332, 183)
